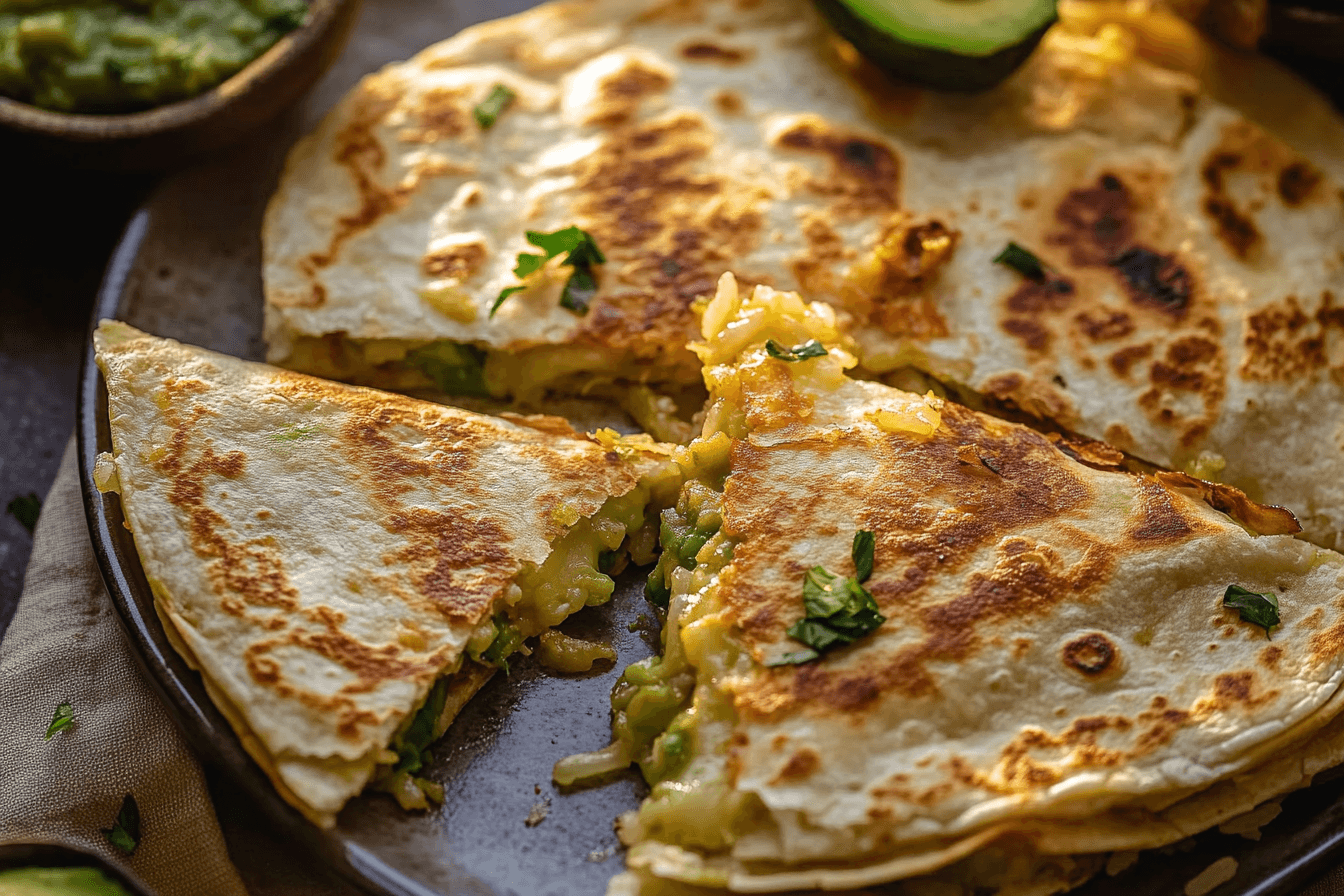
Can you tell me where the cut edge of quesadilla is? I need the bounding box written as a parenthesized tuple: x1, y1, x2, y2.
(564, 276, 1344, 894)
(93, 320, 683, 827)
(272, 333, 705, 444)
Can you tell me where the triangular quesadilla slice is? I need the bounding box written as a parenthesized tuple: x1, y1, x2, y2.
(582, 276, 1344, 893)
(93, 321, 679, 828)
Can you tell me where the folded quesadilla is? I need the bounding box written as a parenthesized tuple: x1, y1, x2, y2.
(584, 276, 1344, 893)
(261, 0, 1344, 548)
(93, 321, 679, 827)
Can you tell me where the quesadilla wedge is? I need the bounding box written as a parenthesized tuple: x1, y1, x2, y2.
(92, 321, 679, 827)
(263, 0, 1344, 548)
(578, 276, 1344, 893)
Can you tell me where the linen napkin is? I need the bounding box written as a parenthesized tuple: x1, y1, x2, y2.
(0, 440, 249, 896)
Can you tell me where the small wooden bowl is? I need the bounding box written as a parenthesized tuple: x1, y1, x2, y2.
(0, 0, 362, 170)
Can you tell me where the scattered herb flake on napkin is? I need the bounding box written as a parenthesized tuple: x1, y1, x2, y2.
(102, 794, 140, 856)
(45, 701, 74, 740)
(6, 492, 40, 533)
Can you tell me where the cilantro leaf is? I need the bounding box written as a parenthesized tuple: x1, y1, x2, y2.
(394, 678, 450, 775)
(7, 493, 40, 534)
(480, 614, 524, 674)
(993, 242, 1047, 281)
(492, 227, 606, 317)
(45, 701, 74, 740)
(1223, 585, 1281, 639)
(513, 252, 548, 280)
(525, 226, 589, 258)
(801, 567, 850, 618)
(765, 339, 828, 362)
(473, 83, 517, 129)
(765, 649, 820, 667)
(775, 532, 886, 664)
(852, 530, 875, 583)
(560, 266, 598, 314)
(491, 285, 527, 318)
(102, 794, 140, 856)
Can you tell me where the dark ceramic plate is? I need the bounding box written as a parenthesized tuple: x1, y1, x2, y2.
(72, 2, 1344, 894)
(79, 215, 655, 896)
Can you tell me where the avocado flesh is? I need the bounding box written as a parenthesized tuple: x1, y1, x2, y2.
(814, 0, 1058, 92)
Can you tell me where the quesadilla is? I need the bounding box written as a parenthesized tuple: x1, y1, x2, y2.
(580, 275, 1344, 893)
(92, 321, 679, 827)
(262, 0, 1344, 547)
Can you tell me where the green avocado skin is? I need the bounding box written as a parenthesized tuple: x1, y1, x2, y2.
(0, 866, 135, 896)
(812, 0, 1057, 92)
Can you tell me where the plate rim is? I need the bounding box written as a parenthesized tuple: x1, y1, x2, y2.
(75, 205, 447, 896)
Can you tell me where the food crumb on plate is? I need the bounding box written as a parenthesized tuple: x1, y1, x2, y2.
(525, 797, 550, 827)
(1185, 857, 1238, 896)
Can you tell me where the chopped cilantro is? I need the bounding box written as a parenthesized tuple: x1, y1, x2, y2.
(406, 343, 492, 397)
(480, 614, 525, 674)
(1223, 585, 1281, 639)
(394, 678, 449, 775)
(993, 242, 1047, 281)
(560, 265, 599, 314)
(45, 701, 74, 740)
(767, 530, 885, 666)
(852, 529, 875, 583)
(492, 227, 606, 317)
(765, 339, 828, 362)
(473, 83, 517, 128)
(644, 571, 671, 609)
(102, 794, 140, 856)
(7, 492, 40, 534)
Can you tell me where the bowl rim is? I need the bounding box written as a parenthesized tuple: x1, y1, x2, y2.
(0, 0, 350, 139)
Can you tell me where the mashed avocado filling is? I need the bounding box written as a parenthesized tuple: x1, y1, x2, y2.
(283, 336, 701, 443)
(374, 448, 682, 811)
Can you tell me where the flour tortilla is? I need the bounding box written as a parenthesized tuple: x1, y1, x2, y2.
(94, 320, 660, 827)
(614, 278, 1344, 892)
(264, 0, 1344, 545)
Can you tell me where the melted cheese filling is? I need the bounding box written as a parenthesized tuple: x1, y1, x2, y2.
(375, 458, 681, 811)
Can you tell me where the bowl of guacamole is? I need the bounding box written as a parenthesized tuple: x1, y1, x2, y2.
(0, 844, 153, 896)
(0, 0, 361, 167)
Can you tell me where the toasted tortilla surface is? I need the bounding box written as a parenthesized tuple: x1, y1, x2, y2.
(94, 321, 658, 826)
(609, 278, 1344, 893)
(264, 0, 1344, 546)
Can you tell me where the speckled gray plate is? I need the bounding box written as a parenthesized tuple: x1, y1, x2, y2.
(73, 0, 1344, 893)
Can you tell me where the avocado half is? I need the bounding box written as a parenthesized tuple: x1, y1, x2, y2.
(813, 0, 1059, 92)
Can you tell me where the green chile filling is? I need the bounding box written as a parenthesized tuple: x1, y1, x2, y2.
(375, 476, 672, 810)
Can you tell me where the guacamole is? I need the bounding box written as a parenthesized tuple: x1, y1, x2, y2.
(0, 866, 135, 896)
(0, 0, 307, 113)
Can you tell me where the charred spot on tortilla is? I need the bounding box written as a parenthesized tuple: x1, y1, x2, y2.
(1278, 161, 1322, 207)
(773, 116, 901, 213)
(1109, 247, 1193, 317)
(1062, 633, 1119, 677)
(679, 41, 752, 64)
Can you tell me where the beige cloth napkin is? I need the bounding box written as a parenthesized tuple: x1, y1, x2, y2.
(0, 441, 249, 896)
